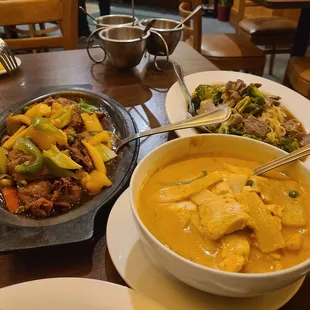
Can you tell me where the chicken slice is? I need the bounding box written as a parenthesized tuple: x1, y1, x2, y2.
(191, 189, 251, 240)
(219, 233, 250, 272)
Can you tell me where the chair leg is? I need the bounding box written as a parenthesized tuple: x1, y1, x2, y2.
(268, 47, 276, 76)
(283, 65, 291, 87)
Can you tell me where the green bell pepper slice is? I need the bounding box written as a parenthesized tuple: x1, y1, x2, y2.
(33, 117, 63, 136)
(78, 98, 99, 113)
(44, 157, 76, 178)
(14, 137, 43, 175)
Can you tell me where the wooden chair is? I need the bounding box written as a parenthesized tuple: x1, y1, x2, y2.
(284, 57, 310, 99)
(179, 1, 266, 76)
(236, 0, 297, 75)
(0, 0, 78, 51)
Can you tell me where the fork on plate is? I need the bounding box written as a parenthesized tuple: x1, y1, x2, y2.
(0, 38, 18, 74)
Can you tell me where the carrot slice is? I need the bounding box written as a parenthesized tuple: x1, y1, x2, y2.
(2, 186, 20, 213)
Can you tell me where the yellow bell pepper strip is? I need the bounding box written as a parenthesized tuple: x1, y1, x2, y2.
(25, 125, 67, 151)
(81, 170, 112, 194)
(81, 113, 103, 131)
(24, 103, 51, 121)
(51, 105, 74, 129)
(6, 113, 31, 135)
(33, 117, 64, 137)
(0, 177, 13, 187)
(2, 126, 28, 149)
(43, 157, 76, 178)
(0, 147, 7, 174)
(87, 131, 112, 149)
(82, 140, 106, 173)
(50, 102, 63, 118)
(13, 137, 43, 175)
(78, 98, 99, 113)
(95, 143, 117, 162)
(43, 145, 82, 169)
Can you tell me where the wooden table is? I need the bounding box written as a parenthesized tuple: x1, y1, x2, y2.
(0, 42, 309, 309)
(251, 0, 310, 57)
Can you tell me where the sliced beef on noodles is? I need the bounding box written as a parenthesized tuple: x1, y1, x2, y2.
(243, 116, 270, 139)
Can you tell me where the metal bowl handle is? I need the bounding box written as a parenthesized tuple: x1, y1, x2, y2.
(151, 30, 169, 71)
(86, 27, 107, 63)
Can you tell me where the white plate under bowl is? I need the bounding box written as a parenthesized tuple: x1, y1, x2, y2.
(165, 71, 310, 152)
(107, 189, 305, 310)
(0, 277, 167, 310)
(0, 56, 21, 75)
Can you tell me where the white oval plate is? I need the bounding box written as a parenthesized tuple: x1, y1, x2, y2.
(0, 278, 167, 310)
(166, 71, 310, 139)
(107, 189, 305, 310)
(0, 56, 21, 75)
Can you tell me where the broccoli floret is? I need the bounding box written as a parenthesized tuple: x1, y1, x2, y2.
(217, 123, 230, 134)
(278, 137, 300, 153)
(247, 85, 265, 106)
(217, 123, 243, 135)
(191, 91, 201, 110)
(206, 123, 221, 132)
(195, 85, 215, 101)
(265, 132, 279, 146)
(235, 96, 252, 113)
(191, 85, 223, 109)
(212, 87, 223, 106)
(229, 126, 243, 136)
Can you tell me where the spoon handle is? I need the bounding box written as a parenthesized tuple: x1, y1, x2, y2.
(172, 62, 195, 116)
(117, 106, 231, 150)
(174, 5, 203, 29)
(79, 6, 98, 23)
(253, 144, 310, 176)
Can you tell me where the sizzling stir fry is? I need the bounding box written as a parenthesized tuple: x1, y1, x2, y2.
(191, 79, 310, 152)
(0, 97, 117, 218)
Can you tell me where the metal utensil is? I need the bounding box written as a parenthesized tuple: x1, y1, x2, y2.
(111, 106, 231, 152)
(79, 6, 98, 24)
(253, 144, 310, 176)
(174, 4, 203, 29)
(131, 0, 135, 26)
(0, 38, 18, 74)
(141, 19, 156, 38)
(172, 62, 196, 116)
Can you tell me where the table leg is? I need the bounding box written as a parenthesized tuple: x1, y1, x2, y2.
(291, 8, 310, 56)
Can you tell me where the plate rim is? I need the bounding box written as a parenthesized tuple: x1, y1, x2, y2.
(0, 277, 167, 310)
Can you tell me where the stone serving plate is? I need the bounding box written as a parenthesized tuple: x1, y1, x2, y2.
(0, 86, 139, 253)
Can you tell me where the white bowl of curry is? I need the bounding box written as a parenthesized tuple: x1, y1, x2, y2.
(130, 134, 310, 297)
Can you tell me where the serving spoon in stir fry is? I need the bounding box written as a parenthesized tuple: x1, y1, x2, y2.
(111, 106, 231, 152)
(253, 144, 310, 176)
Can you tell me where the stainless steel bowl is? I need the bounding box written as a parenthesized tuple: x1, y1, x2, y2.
(94, 14, 138, 29)
(139, 18, 184, 56)
(94, 26, 150, 68)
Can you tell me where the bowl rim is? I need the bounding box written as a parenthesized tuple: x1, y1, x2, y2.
(129, 134, 310, 279)
(138, 18, 185, 32)
(94, 14, 139, 27)
(98, 25, 150, 43)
